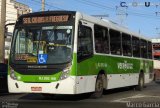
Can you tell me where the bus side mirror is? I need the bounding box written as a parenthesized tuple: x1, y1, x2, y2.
(5, 23, 15, 38)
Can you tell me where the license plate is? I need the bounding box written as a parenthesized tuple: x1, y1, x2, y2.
(31, 87, 42, 91)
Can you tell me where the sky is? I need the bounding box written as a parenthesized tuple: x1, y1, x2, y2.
(16, 0, 160, 39)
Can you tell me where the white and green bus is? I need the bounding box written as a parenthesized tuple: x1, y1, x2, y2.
(8, 11, 153, 98)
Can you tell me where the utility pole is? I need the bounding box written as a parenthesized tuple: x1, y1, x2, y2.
(0, 0, 6, 63)
(116, 6, 128, 25)
(42, 0, 45, 11)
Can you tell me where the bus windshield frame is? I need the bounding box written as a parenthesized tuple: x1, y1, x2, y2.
(10, 24, 74, 65)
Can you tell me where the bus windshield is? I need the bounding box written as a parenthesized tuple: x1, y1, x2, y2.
(12, 25, 73, 64)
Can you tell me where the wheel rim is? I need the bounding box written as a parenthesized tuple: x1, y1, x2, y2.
(96, 78, 103, 92)
(140, 77, 144, 87)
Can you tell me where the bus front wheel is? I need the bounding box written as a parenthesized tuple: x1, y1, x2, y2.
(91, 74, 104, 98)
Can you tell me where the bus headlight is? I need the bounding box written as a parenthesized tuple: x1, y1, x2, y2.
(10, 67, 17, 80)
(60, 66, 71, 80)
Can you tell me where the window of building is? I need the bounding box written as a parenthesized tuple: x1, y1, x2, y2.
(132, 36, 140, 57)
(94, 25, 109, 54)
(122, 33, 132, 56)
(110, 29, 121, 55)
(140, 39, 147, 58)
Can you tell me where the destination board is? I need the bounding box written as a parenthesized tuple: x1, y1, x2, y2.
(23, 15, 69, 24)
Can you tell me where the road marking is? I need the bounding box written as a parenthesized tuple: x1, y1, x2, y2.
(111, 94, 160, 103)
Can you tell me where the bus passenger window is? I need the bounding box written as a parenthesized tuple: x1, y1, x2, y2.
(94, 25, 109, 54)
(122, 33, 132, 56)
(77, 25, 93, 61)
(110, 29, 121, 55)
(132, 36, 140, 57)
(140, 39, 147, 58)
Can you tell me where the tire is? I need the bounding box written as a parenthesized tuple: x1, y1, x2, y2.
(153, 74, 156, 81)
(136, 73, 144, 91)
(90, 74, 104, 98)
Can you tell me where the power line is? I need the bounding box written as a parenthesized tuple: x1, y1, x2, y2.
(31, 0, 64, 10)
(76, 0, 115, 11)
(75, 0, 160, 20)
(113, 0, 160, 17)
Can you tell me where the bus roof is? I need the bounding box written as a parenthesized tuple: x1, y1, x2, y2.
(76, 11, 151, 42)
(17, 10, 151, 42)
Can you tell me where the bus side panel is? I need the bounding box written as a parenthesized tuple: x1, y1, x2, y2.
(75, 53, 153, 93)
(76, 54, 97, 94)
(105, 55, 140, 89)
(141, 59, 154, 83)
(107, 73, 139, 89)
(76, 54, 140, 93)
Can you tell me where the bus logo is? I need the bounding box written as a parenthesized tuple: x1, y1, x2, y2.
(117, 60, 133, 71)
(95, 62, 108, 69)
(38, 54, 48, 64)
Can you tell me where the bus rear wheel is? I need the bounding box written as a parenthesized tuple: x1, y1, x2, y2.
(136, 73, 144, 91)
(91, 74, 104, 98)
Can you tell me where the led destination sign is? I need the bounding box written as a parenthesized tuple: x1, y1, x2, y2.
(23, 15, 69, 24)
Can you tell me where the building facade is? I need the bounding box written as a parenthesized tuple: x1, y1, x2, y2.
(152, 38, 160, 60)
(0, 0, 32, 60)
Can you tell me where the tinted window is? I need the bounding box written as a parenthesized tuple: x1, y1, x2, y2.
(13, 26, 73, 64)
(77, 24, 93, 61)
(132, 36, 140, 57)
(148, 41, 152, 59)
(122, 33, 132, 56)
(110, 29, 121, 55)
(140, 39, 147, 58)
(94, 25, 109, 54)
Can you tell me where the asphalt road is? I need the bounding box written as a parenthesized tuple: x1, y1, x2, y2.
(0, 81, 160, 108)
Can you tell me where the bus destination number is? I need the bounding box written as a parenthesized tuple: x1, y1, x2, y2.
(23, 15, 69, 24)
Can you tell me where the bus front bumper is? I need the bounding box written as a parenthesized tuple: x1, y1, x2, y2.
(8, 76, 76, 94)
